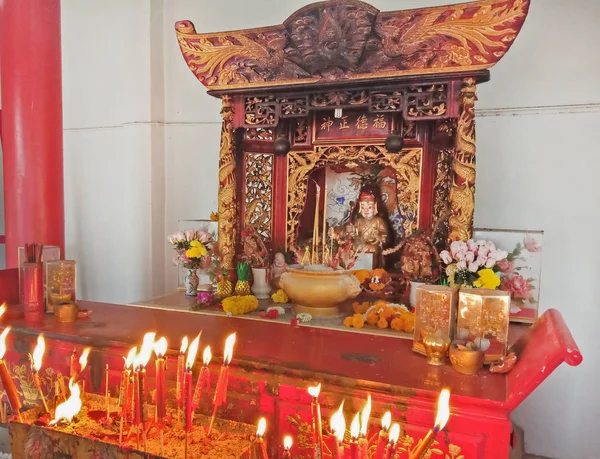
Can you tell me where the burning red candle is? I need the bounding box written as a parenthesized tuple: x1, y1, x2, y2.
(308, 383, 323, 459)
(193, 345, 211, 410)
(359, 395, 371, 459)
(350, 412, 360, 459)
(177, 336, 189, 414)
(30, 334, 49, 413)
(282, 436, 293, 458)
(0, 328, 22, 420)
(153, 337, 168, 420)
(184, 334, 201, 432)
(133, 333, 156, 426)
(330, 402, 346, 459)
(119, 347, 136, 421)
(375, 411, 392, 459)
(213, 333, 236, 408)
(383, 423, 400, 459)
(255, 418, 269, 459)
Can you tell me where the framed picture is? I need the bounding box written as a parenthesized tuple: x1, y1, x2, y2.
(473, 228, 543, 323)
(175, 219, 218, 290)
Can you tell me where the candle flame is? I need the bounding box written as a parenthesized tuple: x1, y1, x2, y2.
(180, 336, 189, 354)
(307, 383, 321, 398)
(124, 347, 137, 369)
(382, 411, 392, 431)
(50, 378, 82, 425)
(79, 347, 91, 372)
(31, 334, 45, 372)
(330, 402, 346, 443)
(223, 333, 236, 365)
(434, 388, 451, 431)
(134, 332, 156, 369)
(186, 333, 201, 370)
(203, 346, 212, 366)
(0, 327, 10, 359)
(154, 337, 168, 358)
(351, 412, 360, 439)
(389, 423, 400, 445)
(284, 436, 293, 450)
(256, 418, 266, 437)
(0, 303, 6, 318)
(360, 394, 371, 437)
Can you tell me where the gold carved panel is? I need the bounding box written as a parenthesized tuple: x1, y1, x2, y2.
(244, 152, 274, 240)
(286, 145, 422, 249)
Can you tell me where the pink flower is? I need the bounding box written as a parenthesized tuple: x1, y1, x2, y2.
(468, 261, 480, 273)
(485, 257, 496, 269)
(501, 275, 532, 300)
(465, 251, 475, 263)
(440, 250, 452, 264)
(455, 250, 467, 262)
(450, 241, 468, 257)
(478, 245, 490, 258)
(456, 260, 467, 270)
(497, 259, 514, 273)
(476, 255, 488, 267)
(524, 235, 542, 253)
(185, 229, 197, 241)
(467, 239, 478, 253)
(489, 249, 508, 262)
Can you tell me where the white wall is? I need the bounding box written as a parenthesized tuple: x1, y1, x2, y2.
(59, 0, 598, 457)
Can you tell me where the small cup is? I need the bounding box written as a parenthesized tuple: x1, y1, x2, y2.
(449, 342, 485, 375)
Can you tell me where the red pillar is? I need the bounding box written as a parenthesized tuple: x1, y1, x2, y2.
(0, 0, 65, 267)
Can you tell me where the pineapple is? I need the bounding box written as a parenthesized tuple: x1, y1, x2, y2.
(217, 267, 233, 299)
(234, 262, 251, 296)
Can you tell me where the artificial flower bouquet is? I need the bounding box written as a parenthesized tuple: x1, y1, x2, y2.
(168, 229, 214, 270)
(440, 239, 508, 289)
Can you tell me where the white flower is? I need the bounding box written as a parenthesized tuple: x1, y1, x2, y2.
(296, 313, 312, 323)
(266, 306, 285, 316)
(478, 245, 490, 258)
(455, 250, 467, 262)
(456, 260, 467, 270)
(467, 239, 478, 253)
(450, 241, 468, 257)
(489, 249, 508, 262)
(440, 250, 452, 264)
(485, 258, 496, 268)
(465, 251, 475, 263)
(468, 261, 480, 273)
(476, 255, 488, 266)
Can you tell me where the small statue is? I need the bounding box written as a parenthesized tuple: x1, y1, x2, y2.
(330, 189, 391, 268)
(271, 252, 288, 288)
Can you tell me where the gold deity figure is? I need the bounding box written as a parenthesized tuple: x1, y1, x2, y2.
(331, 190, 391, 268)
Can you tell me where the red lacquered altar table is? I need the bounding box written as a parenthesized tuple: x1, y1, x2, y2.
(0, 268, 582, 458)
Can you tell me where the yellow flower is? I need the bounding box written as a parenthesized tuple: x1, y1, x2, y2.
(473, 268, 501, 289)
(353, 270, 370, 284)
(210, 212, 218, 222)
(271, 289, 289, 304)
(186, 240, 208, 259)
(222, 295, 258, 315)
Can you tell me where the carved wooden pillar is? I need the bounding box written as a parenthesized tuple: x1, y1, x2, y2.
(218, 96, 237, 270)
(449, 78, 477, 241)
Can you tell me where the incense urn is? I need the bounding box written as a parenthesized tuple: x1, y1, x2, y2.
(279, 266, 361, 316)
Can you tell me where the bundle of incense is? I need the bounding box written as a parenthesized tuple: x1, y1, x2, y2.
(24, 243, 44, 263)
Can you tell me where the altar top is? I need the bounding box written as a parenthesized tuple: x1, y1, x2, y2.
(0, 297, 581, 413)
(175, 0, 530, 93)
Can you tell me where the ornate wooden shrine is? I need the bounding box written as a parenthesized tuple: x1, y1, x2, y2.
(175, 0, 530, 271)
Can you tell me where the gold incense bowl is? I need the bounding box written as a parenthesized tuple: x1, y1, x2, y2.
(449, 342, 485, 375)
(279, 266, 361, 316)
(422, 330, 451, 366)
(55, 301, 78, 323)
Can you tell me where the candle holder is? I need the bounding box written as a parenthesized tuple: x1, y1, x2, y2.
(413, 285, 457, 355)
(456, 289, 510, 364)
(18, 245, 60, 306)
(46, 260, 77, 315)
(422, 330, 451, 366)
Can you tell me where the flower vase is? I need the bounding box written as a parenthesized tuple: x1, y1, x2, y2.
(251, 268, 271, 299)
(185, 269, 199, 296)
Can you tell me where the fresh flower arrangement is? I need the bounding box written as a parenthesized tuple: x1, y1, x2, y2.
(168, 229, 214, 270)
(353, 269, 389, 292)
(439, 239, 508, 289)
(240, 226, 270, 268)
(343, 300, 415, 333)
(222, 295, 258, 316)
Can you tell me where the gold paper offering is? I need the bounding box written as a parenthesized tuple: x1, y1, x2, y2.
(456, 289, 510, 364)
(413, 285, 457, 355)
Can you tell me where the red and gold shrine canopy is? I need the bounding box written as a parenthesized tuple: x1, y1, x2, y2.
(175, 0, 530, 93)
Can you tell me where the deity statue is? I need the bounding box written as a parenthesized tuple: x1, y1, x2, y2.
(330, 188, 392, 268)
